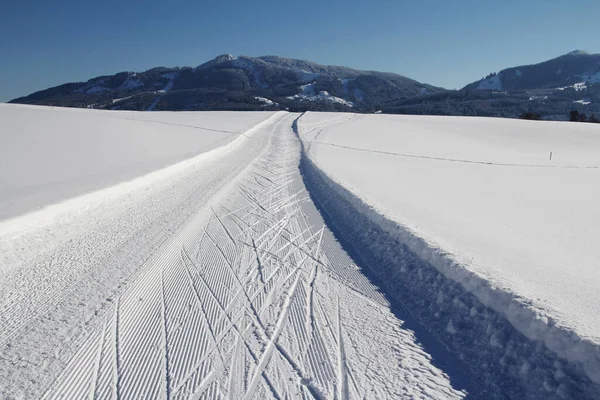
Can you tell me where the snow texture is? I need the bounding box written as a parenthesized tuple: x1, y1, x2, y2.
(0, 111, 471, 399)
(297, 112, 600, 397)
(0, 104, 274, 220)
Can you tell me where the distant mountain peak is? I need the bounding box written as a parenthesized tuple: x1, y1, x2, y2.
(215, 53, 237, 62)
(464, 50, 600, 92)
(10, 54, 444, 112)
(566, 50, 590, 56)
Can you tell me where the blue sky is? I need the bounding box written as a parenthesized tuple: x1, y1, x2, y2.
(1, 0, 599, 102)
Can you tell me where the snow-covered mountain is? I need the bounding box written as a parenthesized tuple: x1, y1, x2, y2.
(464, 50, 600, 91)
(384, 51, 600, 120)
(10, 51, 600, 120)
(9, 54, 443, 112)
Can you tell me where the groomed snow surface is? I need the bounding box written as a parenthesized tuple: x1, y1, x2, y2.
(0, 105, 273, 220)
(1, 106, 472, 399)
(298, 112, 600, 398)
(1, 105, 599, 399)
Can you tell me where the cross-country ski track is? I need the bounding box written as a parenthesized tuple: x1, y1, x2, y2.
(1, 109, 598, 399)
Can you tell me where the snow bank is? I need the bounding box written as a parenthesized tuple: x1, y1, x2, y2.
(296, 112, 600, 398)
(0, 104, 275, 220)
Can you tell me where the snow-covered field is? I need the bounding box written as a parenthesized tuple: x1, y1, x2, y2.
(0, 104, 274, 220)
(2, 106, 599, 399)
(1, 107, 482, 399)
(298, 112, 600, 398)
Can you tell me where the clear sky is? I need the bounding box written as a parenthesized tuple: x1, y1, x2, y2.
(1, 0, 599, 102)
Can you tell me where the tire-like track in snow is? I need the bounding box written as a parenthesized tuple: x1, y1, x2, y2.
(26, 114, 470, 399)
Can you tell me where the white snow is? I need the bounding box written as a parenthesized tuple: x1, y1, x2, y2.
(557, 82, 587, 91)
(254, 96, 278, 107)
(298, 112, 600, 387)
(0, 110, 470, 399)
(476, 74, 503, 90)
(574, 98, 592, 105)
(0, 104, 275, 220)
(289, 82, 354, 107)
(112, 94, 136, 103)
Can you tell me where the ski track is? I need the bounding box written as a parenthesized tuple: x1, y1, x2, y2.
(0, 113, 467, 399)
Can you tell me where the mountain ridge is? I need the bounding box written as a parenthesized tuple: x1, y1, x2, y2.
(9, 54, 444, 112)
(463, 50, 600, 91)
(9, 51, 600, 120)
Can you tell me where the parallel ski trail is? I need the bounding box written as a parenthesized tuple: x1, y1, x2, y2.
(39, 113, 467, 400)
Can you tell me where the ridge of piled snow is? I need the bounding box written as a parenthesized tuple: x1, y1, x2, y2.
(476, 74, 503, 90)
(297, 112, 600, 395)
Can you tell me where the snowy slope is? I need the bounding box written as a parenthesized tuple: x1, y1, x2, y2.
(287, 82, 355, 107)
(298, 112, 600, 395)
(1, 110, 478, 399)
(0, 104, 274, 220)
(476, 75, 503, 90)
